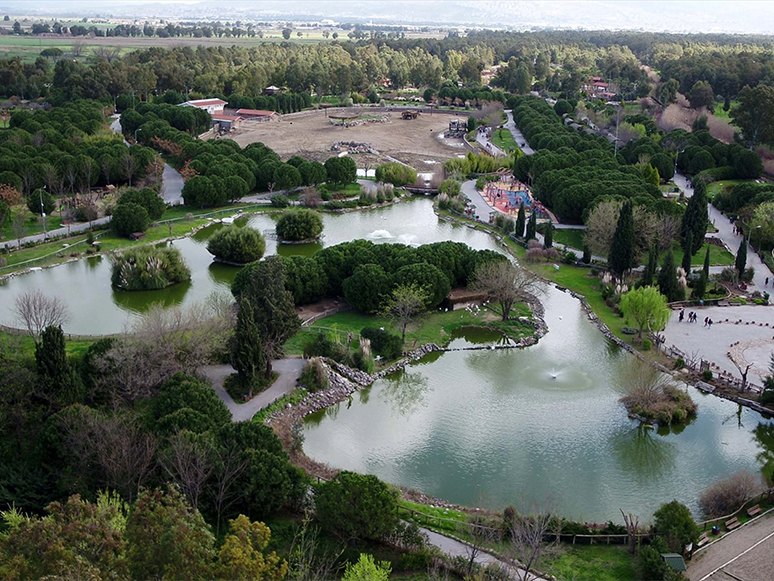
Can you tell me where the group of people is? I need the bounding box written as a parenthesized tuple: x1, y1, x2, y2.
(678, 309, 712, 327)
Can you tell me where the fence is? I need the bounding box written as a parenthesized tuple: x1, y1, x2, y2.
(695, 489, 773, 532)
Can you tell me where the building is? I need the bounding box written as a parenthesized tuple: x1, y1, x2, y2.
(236, 108, 280, 122)
(179, 98, 227, 114)
(263, 86, 281, 95)
(211, 113, 243, 132)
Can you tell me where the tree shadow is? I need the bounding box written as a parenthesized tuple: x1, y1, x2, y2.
(378, 368, 431, 416)
(613, 424, 677, 483)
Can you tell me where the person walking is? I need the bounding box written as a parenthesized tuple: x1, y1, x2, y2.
(766, 277, 769, 287)
(679, 309, 685, 322)
(708, 318, 713, 329)
(704, 316, 709, 327)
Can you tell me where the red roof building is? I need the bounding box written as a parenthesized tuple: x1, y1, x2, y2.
(236, 108, 280, 120)
(180, 98, 227, 114)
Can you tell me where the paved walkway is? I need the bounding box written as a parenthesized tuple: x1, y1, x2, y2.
(1, 216, 111, 250)
(688, 511, 774, 581)
(504, 110, 534, 155)
(201, 358, 305, 422)
(421, 527, 545, 580)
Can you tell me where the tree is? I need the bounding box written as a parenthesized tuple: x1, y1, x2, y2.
(119, 188, 166, 220)
(282, 28, 292, 40)
(680, 179, 708, 256)
(111, 202, 150, 237)
(36, 325, 78, 406)
(159, 431, 215, 511)
(273, 163, 302, 191)
(207, 225, 266, 264)
(343, 263, 391, 313)
(641, 241, 658, 287)
(731, 84, 774, 148)
(698, 470, 761, 519)
(232, 299, 264, 398)
(276, 209, 324, 241)
(652, 500, 699, 553)
(515, 202, 526, 238)
(375, 163, 416, 187)
(688, 80, 715, 112)
(315, 472, 398, 543)
(471, 259, 540, 321)
(543, 221, 553, 249)
(149, 373, 231, 436)
(608, 201, 635, 278)
(324, 156, 356, 184)
(525, 211, 537, 241)
(394, 262, 450, 308)
(125, 486, 216, 581)
(735, 239, 747, 279)
(681, 230, 693, 274)
(381, 283, 429, 341)
(510, 504, 556, 581)
(214, 515, 288, 581)
(657, 251, 681, 302)
(26, 189, 55, 215)
(342, 554, 392, 581)
(619, 286, 671, 339)
(694, 246, 710, 298)
(231, 256, 301, 377)
(13, 290, 70, 344)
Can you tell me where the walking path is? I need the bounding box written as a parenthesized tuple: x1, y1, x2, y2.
(201, 358, 305, 422)
(421, 527, 545, 580)
(504, 110, 534, 155)
(1, 216, 111, 250)
(687, 511, 774, 581)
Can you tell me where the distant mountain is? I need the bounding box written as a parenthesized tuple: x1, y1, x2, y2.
(2, 0, 774, 34)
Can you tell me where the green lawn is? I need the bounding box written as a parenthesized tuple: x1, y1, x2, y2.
(707, 180, 746, 201)
(1, 212, 64, 241)
(541, 544, 636, 581)
(668, 241, 735, 268)
(552, 228, 586, 251)
(712, 101, 738, 123)
(318, 182, 362, 197)
(2, 331, 93, 359)
(490, 127, 517, 153)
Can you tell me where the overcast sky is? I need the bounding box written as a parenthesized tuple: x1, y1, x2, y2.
(3, 1, 774, 34)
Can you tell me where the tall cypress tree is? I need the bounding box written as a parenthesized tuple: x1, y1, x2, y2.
(703, 245, 711, 280)
(735, 240, 747, 279)
(36, 325, 77, 406)
(681, 230, 693, 273)
(231, 298, 264, 397)
(641, 240, 658, 286)
(515, 202, 525, 238)
(608, 201, 635, 278)
(525, 211, 537, 241)
(544, 222, 553, 248)
(658, 250, 681, 302)
(681, 178, 709, 256)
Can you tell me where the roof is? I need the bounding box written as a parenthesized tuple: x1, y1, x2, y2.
(182, 99, 227, 107)
(236, 108, 278, 116)
(211, 113, 242, 121)
(265, 85, 280, 91)
(661, 554, 687, 572)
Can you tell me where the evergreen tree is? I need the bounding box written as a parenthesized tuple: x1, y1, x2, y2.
(543, 222, 553, 248)
(515, 202, 525, 238)
(231, 299, 264, 398)
(680, 178, 709, 256)
(681, 230, 693, 273)
(735, 240, 747, 279)
(703, 245, 711, 280)
(657, 250, 682, 302)
(35, 325, 78, 406)
(641, 241, 658, 287)
(525, 211, 537, 241)
(582, 245, 591, 264)
(608, 201, 635, 278)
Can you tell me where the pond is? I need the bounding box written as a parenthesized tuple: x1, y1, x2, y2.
(0, 199, 499, 335)
(303, 284, 774, 521)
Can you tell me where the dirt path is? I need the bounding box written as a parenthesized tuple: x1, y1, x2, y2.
(687, 510, 774, 581)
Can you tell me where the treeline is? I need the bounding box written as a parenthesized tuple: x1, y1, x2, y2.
(0, 101, 155, 197)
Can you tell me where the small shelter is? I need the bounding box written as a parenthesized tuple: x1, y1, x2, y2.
(211, 113, 243, 131)
(236, 108, 280, 122)
(661, 554, 687, 573)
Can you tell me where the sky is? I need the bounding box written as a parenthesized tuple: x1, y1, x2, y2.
(2, 1, 774, 34)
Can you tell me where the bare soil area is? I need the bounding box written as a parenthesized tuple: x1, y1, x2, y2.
(228, 108, 470, 169)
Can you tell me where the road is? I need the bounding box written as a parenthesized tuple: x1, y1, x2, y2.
(1, 216, 111, 250)
(687, 511, 774, 581)
(504, 110, 534, 155)
(674, 171, 772, 291)
(201, 358, 305, 423)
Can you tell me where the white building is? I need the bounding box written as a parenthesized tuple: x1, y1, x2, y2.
(179, 98, 227, 114)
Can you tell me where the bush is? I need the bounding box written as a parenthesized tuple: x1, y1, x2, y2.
(110, 246, 191, 290)
(299, 358, 328, 392)
(361, 327, 403, 359)
(111, 202, 150, 237)
(324, 156, 357, 184)
(275, 209, 324, 241)
(119, 188, 166, 220)
(375, 163, 417, 187)
(698, 470, 761, 518)
(641, 338, 652, 351)
(702, 369, 713, 381)
(653, 500, 700, 553)
(438, 178, 461, 197)
(206, 225, 266, 264)
(270, 194, 290, 208)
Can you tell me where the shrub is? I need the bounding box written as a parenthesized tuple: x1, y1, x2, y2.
(270, 194, 290, 208)
(111, 202, 150, 237)
(698, 470, 761, 518)
(110, 246, 191, 290)
(206, 225, 266, 264)
(324, 156, 357, 184)
(275, 209, 324, 241)
(375, 163, 417, 187)
(702, 369, 713, 381)
(438, 178, 461, 197)
(675, 357, 685, 370)
(361, 327, 403, 360)
(641, 338, 652, 350)
(299, 358, 329, 392)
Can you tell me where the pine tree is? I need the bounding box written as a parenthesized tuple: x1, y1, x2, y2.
(695, 246, 711, 299)
(608, 201, 635, 278)
(525, 211, 537, 241)
(231, 299, 264, 398)
(35, 325, 78, 406)
(657, 250, 681, 302)
(703, 245, 711, 280)
(681, 230, 693, 273)
(515, 202, 525, 238)
(543, 222, 553, 248)
(641, 241, 658, 286)
(680, 178, 709, 256)
(582, 245, 592, 264)
(735, 240, 747, 279)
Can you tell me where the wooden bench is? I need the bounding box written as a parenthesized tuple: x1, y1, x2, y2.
(725, 517, 740, 531)
(697, 532, 710, 547)
(747, 504, 762, 518)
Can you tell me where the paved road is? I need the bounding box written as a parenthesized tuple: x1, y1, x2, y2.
(504, 110, 534, 155)
(461, 179, 495, 221)
(475, 131, 507, 157)
(674, 171, 772, 291)
(687, 511, 774, 581)
(201, 358, 305, 422)
(1, 216, 111, 250)
(161, 163, 185, 206)
(421, 527, 545, 580)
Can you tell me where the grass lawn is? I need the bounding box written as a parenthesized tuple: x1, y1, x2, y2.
(284, 304, 533, 357)
(712, 102, 738, 123)
(319, 182, 362, 197)
(2, 331, 93, 359)
(1, 213, 65, 241)
(552, 228, 586, 251)
(668, 241, 735, 268)
(707, 180, 746, 201)
(541, 544, 637, 581)
(490, 127, 517, 153)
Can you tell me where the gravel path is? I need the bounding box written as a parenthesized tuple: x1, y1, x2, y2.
(688, 510, 774, 581)
(201, 358, 305, 422)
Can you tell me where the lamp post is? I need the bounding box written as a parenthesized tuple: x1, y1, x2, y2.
(39, 186, 47, 240)
(134, 128, 141, 143)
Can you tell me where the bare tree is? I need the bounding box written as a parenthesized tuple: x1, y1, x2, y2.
(458, 515, 498, 578)
(731, 359, 754, 392)
(471, 260, 541, 321)
(11, 209, 26, 248)
(620, 509, 640, 554)
(13, 290, 71, 343)
(70, 39, 86, 58)
(92, 45, 120, 62)
(287, 519, 344, 581)
(96, 413, 157, 502)
(699, 470, 762, 518)
(159, 430, 215, 511)
(300, 187, 322, 208)
(509, 504, 556, 581)
(211, 439, 250, 537)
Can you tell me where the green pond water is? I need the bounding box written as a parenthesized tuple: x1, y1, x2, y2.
(2, 198, 771, 520)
